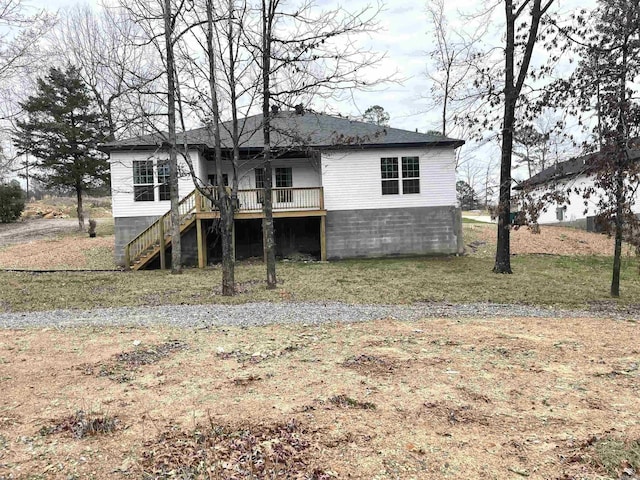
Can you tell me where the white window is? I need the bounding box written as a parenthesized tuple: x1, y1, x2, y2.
(381, 156, 420, 195)
(133, 160, 154, 202)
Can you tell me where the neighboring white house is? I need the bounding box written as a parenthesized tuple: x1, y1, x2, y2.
(102, 110, 465, 269)
(516, 150, 640, 229)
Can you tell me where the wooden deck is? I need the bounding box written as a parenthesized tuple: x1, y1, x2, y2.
(125, 187, 326, 270)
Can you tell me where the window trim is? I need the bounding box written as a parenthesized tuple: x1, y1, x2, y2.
(381, 157, 399, 195)
(133, 160, 155, 202)
(275, 167, 293, 203)
(401, 156, 420, 194)
(157, 160, 171, 201)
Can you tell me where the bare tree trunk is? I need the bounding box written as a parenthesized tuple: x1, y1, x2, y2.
(493, 0, 552, 274)
(164, 0, 181, 274)
(611, 171, 624, 297)
(261, 0, 277, 289)
(206, 0, 234, 295)
(76, 185, 84, 231)
(494, 98, 514, 273)
(611, 25, 630, 298)
(493, 0, 516, 274)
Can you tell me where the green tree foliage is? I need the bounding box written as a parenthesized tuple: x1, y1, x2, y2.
(456, 180, 479, 210)
(0, 180, 25, 223)
(13, 65, 109, 230)
(362, 105, 390, 126)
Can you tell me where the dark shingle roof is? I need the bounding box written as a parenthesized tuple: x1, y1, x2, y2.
(101, 111, 464, 151)
(515, 156, 595, 189)
(516, 147, 640, 190)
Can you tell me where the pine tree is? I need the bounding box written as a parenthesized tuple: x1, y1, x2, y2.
(13, 65, 109, 230)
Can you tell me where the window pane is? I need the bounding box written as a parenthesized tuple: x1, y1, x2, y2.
(157, 161, 170, 183)
(382, 179, 399, 195)
(402, 157, 419, 178)
(133, 160, 154, 185)
(402, 179, 420, 194)
(275, 167, 292, 187)
(208, 174, 229, 186)
(381, 158, 398, 179)
(254, 168, 265, 189)
(157, 161, 170, 201)
(158, 184, 170, 201)
(134, 185, 154, 202)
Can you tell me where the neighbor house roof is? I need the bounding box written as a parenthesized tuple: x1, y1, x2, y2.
(101, 111, 464, 152)
(515, 147, 640, 190)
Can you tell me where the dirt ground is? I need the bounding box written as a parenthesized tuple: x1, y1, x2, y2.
(1, 316, 638, 479)
(0, 218, 81, 248)
(466, 223, 636, 257)
(0, 218, 115, 270)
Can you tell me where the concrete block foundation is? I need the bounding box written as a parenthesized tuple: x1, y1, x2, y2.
(325, 206, 463, 260)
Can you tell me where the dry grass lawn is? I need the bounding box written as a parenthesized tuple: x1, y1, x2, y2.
(1, 316, 638, 479)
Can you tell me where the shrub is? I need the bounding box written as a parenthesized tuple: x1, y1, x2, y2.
(0, 180, 26, 223)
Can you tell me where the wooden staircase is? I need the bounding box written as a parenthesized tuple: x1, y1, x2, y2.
(124, 190, 198, 270)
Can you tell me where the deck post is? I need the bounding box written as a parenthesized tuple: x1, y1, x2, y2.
(195, 189, 201, 213)
(159, 218, 166, 270)
(202, 221, 208, 267)
(320, 215, 327, 261)
(124, 244, 131, 270)
(232, 220, 236, 260)
(196, 217, 205, 269)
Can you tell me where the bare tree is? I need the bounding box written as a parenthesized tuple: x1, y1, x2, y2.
(49, 4, 161, 141)
(0, 0, 56, 180)
(254, 0, 383, 288)
(491, 0, 555, 274)
(117, 0, 186, 273)
(424, 0, 486, 138)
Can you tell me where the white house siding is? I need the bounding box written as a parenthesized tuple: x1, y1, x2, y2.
(532, 175, 640, 225)
(203, 157, 321, 189)
(321, 147, 462, 259)
(321, 147, 456, 212)
(110, 149, 203, 218)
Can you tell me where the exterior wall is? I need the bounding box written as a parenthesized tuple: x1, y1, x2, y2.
(321, 147, 457, 212)
(114, 216, 159, 265)
(110, 149, 203, 218)
(532, 174, 640, 225)
(204, 157, 321, 189)
(325, 206, 463, 260)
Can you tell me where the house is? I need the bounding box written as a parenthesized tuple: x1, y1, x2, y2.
(516, 149, 640, 230)
(101, 110, 465, 269)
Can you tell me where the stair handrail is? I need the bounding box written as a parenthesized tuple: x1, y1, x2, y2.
(124, 189, 197, 269)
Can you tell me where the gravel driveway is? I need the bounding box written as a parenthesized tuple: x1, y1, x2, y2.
(1, 301, 637, 329)
(0, 218, 80, 247)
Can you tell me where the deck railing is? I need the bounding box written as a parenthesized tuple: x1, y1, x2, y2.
(125, 186, 324, 269)
(198, 186, 324, 212)
(124, 189, 197, 268)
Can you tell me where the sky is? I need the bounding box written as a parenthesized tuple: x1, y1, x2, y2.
(24, 0, 598, 133)
(25, 0, 446, 132)
(17, 0, 599, 186)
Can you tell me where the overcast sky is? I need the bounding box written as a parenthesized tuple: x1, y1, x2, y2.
(27, 0, 598, 133)
(22, 0, 598, 179)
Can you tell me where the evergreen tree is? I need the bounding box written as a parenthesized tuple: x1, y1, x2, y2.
(362, 105, 390, 126)
(13, 65, 109, 230)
